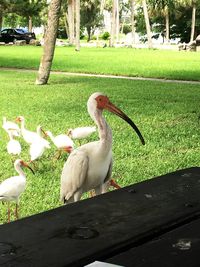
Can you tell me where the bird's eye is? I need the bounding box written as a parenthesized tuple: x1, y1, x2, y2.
(99, 98, 102, 101)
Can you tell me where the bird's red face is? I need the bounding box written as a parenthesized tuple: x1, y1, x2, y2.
(16, 116, 22, 122)
(95, 95, 109, 110)
(20, 160, 35, 174)
(95, 94, 145, 145)
(64, 146, 73, 153)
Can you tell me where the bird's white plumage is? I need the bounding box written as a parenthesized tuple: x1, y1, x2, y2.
(29, 140, 49, 161)
(2, 117, 20, 137)
(36, 125, 51, 148)
(68, 126, 96, 139)
(0, 159, 27, 204)
(7, 139, 21, 156)
(60, 92, 113, 203)
(46, 131, 74, 150)
(17, 116, 40, 144)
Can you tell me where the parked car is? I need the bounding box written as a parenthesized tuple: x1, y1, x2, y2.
(0, 28, 36, 44)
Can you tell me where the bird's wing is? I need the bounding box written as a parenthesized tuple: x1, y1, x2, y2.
(60, 150, 89, 202)
(0, 176, 25, 198)
(100, 158, 113, 194)
(104, 157, 113, 184)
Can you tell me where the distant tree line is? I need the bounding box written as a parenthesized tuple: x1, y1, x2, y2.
(1, 0, 200, 44)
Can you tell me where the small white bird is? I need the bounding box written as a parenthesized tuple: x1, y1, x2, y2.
(36, 125, 51, 148)
(29, 138, 50, 163)
(16, 116, 49, 146)
(0, 159, 34, 222)
(60, 92, 145, 204)
(67, 126, 96, 140)
(2, 117, 20, 137)
(28, 126, 50, 164)
(46, 131, 74, 158)
(7, 131, 21, 156)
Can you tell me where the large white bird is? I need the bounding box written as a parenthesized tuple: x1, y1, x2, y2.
(2, 117, 20, 137)
(7, 131, 21, 156)
(67, 126, 96, 144)
(46, 131, 74, 158)
(60, 92, 145, 204)
(0, 159, 34, 222)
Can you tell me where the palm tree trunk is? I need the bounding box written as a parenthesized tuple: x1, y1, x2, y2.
(28, 16, 33, 32)
(75, 0, 80, 51)
(190, 3, 196, 42)
(116, 0, 119, 43)
(131, 0, 136, 47)
(142, 0, 153, 48)
(165, 6, 170, 44)
(35, 0, 62, 85)
(0, 10, 3, 31)
(64, 13, 69, 39)
(100, 0, 105, 14)
(67, 0, 75, 45)
(110, 0, 116, 47)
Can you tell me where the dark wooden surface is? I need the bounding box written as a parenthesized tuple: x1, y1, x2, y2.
(106, 217, 200, 267)
(0, 167, 200, 267)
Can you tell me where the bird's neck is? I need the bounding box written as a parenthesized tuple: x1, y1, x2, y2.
(8, 132, 14, 141)
(48, 132, 54, 143)
(95, 110, 112, 147)
(20, 120, 25, 131)
(15, 166, 26, 178)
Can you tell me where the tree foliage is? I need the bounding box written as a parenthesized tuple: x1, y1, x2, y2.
(80, 0, 103, 41)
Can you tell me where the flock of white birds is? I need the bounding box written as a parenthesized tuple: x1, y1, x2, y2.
(0, 115, 97, 223)
(0, 92, 144, 224)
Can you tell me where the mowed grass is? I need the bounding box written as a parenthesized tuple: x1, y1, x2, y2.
(0, 69, 200, 224)
(0, 46, 200, 81)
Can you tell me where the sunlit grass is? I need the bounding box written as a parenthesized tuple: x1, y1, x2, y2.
(0, 70, 200, 224)
(0, 46, 200, 81)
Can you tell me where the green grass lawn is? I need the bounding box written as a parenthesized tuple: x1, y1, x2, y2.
(1, 46, 200, 81)
(0, 69, 200, 224)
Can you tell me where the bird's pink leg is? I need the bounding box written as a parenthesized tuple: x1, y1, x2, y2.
(110, 179, 121, 189)
(7, 202, 11, 223)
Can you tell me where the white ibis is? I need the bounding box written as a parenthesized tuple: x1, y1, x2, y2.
(2, 117, 20, 137)
(60, 92, 145, 204)
(29, 126, 50, 164)
(0, 159, 34, 222)
(36, 125, 51, 148)
(7, 131, 21, 156)
(46, 131, 74, 158)
(16, 116, 49, 146)
(67, 126, 96, 144)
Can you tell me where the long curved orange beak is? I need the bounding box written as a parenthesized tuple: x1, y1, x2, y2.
(104, 101, 145, 145)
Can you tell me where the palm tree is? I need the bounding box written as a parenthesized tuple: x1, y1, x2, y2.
(36, 0, 62, 85)
(141, 0, 153, 48)
(110, 0, 117, 46)
(75, 0, 80, 51)
(190, 0, 197, 41)
(67, 0, 75, 45)
(149, 0, 175, 44)
(130, 0, 136, 46)
(177, 0, 200, 42)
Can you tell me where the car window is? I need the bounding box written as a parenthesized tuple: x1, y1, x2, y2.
(1, 29, 8, 34)
(16, 29, 28, 34)
(16, 29, 25, 34)
(8, 29, 14, 34)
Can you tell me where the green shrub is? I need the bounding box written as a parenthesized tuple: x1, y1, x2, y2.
(101, 31, 110, 40)
(122, 24, 131, 35)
